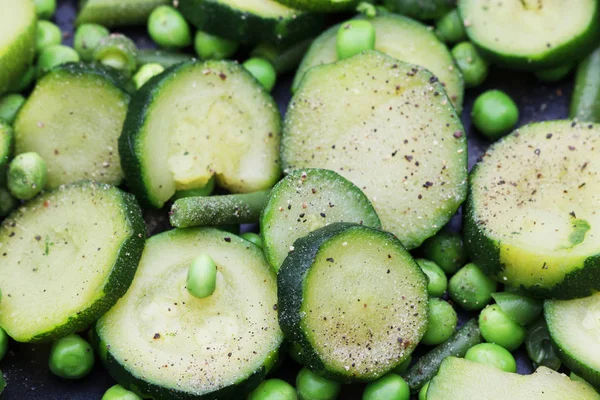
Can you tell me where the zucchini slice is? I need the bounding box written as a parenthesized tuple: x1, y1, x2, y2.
(278, 223, 428, 382)
(293, 13, 464, 112)
(272, 0, 358, 12)
(465, 120, 600, 299)
(119, 60, 281, 208)
(458, 0, 600, 70)
(427, 357, 600, 400)
(261, 168, 381, 272)
(178, 0, 324, 46)
(382, 0, 455, 20)
(283, 51, 467, 250)
(76, 0, 170, 28)
(95, 228, 282, 399)
(545, 292, 600, 389)
(0, 181, 145, 343)
(14, 63, 130, 189)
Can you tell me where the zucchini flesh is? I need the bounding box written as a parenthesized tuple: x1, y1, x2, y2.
(96, 228, 282, 399)
(0, 181, 145, 343)
(465, 121, 600, 299)
(0, 121, 12, 172)
(76, 0, 170, 27)
(283, 51, 467, 250)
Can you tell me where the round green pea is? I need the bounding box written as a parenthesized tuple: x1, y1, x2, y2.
(0, 327, 8, 362)
(392, 355, 412, 375)
(133, 63, 165, 89)
(0, 188, 17, 218)
(0, 94, 26, 124)
(416, 258, 447, 297)
(8, 65, 36, 93)
(187, 253, 217, 299)
(421, 298, 457, 346)
(194, 31, 238, 60)
(148, 6, 192, 49)
(451, 42, 488, 88)
(48, 334, 95, 379)
(240, 232, 263, 248)
(465, 343, 517, 372)
(93, 34, 138, 78)
(74, 23, 110, 61)
(336, 20, 376, 60)
(243, 58, 277, 92)
(296, 367, 340, 400)
(7, 152, 48, 200)
(33, 0, 56, 19)
(435, 10, 466, 44)
(479, 304, 526, 351)
(37, 45, 80, 77)
(36, 21, 62, 53)
(363, 373, 409, 400)
(249, 379, 298, 400)
(471, 90, 519, 140)
(421, 231, 466, 274)
(534, 64, 572, 83)
(418, 381, 429, 400)
(448, 263, 497, 311)
(102, 384, 142, 400)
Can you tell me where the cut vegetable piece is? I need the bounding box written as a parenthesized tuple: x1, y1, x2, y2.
(0, 0, 36, 95)
(458, 0, 600, 70)
(0, 181, 145, 343)
(427, 357, 600, 400)
(14, 63, 130, 189)
(120, 60, 281, 208)
(137, 49, 196, 68)
(570, 45, 600, 122)
(278, 223, 428, 382)
(383, 0, 454, 20)
(273, 0, 357, 12)
(465, 120, 600, 299)
(283, 51, 467, 250)
(96, 228, 282, 399)
(178, 0, 324, 46)
(293, 13, 464, 111)
(76, 0, 170, 27)
(0, 121, 12, 173)
(261, 168, 381, 272)
(491, 292, 542, 326)
(545, 292, 600, 388)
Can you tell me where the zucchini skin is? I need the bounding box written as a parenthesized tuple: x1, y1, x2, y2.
(272, 0, 358, 12)
(383, 0, 455, 20)
(50, 62, 134, 95)
(570, 45, 600, 122)
(76, 0, 170, 27)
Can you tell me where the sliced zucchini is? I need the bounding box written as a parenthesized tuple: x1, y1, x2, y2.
(0, 121, 12, 173)
(76, 0, 170, 27)
(272, 0, 358, 12)
(545, 292, 600, 388)
(283, 51, 467, 250)
(120, 60, 281, 209)
(0, 181, 145, 343)
(96, 228, 282, 399)
(278, 223, 429, 382)
(178, 0, 324, 46)
(383, 0, 455, 20)
(458, 0, 600, 70)
(465, 120, 600, 299)
(261, 168, 381, 272)
(0, 0, 36, 95)
(14, 63, 130, 189)
(427, 357, 600, 400)
(292, 13, 464, 111)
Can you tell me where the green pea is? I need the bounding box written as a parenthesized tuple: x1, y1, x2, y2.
(7, 152, 48, 200)
(534, 64, 572, 83)
(241, 232, 263, 248)
(471, 89, 519, 140)
(296, 367, 340, 400)
(8, 65, 36, 93)
(421, 231, 466, 274)
(48, 334, 95, 379)
(416, 258, 447, 297)
(479, 304, 526, 351)
(148, 6, 192, 49)
(37, 45, 80, 77)
(435, 10, 466, 44)
(465, 343, 517, 372)
(448, 263, 497, 311)
(363, 373, 409, 400)
(194, 31, 238, 60)
(392, 355, 411, 374)
(0, 94, 26, 124)
(36, 21, 62, 53)
(33, 0, 56, 19)
(243, 58, 277, 92)
(421, 298, 457, 346)
(74, 23, 110, 61)
(93, 34, 138, 78)
(336, 20, 376, 60)
(418, 381, 429, 400)
(451, 42, 488, 88)
(491, 292, 542, 326)
(0, 327, 8, 362)
(356, 2, 378, 18)
(133, 63, 165, 89)
(102, 384, 142, 400)
(248, 379, 298, 400)
(0, 188, 17, 218)
(187, 254, 217, 299)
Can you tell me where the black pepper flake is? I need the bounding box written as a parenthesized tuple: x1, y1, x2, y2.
(35, 235, 41, 241)
(311, 188, 317, 194)
(568, 145, 576, 151)
(405, 155, 413, 161)
(299, 213, 305, 218)
(320, 212, 326, 218)
(224, 237, 231, 242)
(453, 131, 463, 139)
(153, 333, 161, 339)
(219, 72, 227, 80)
(273, 304, 277, 311)
(391, 150, 398, 157)
(546, 133, 553, 139)
(423, 181, 433, 188)
(534, 149, 541, 155)
(326, 257, 334, 263)
(570, 211, 577, 218)
(429, 76, 438, 83)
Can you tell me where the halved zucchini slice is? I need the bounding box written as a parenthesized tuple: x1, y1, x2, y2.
(76, 0, 170, 28)
(273, 0, 358, 12)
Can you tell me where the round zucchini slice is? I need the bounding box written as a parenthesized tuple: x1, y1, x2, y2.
(465, 120, 600, 299)
(0, 181, 145, 343)
(278, 223, 429, 382)
(95, 228, 283, 399)
(458, 0, 600, 70)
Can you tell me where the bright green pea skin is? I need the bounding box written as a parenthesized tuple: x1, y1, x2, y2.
(74, 23, 110, 62)
(102, 384, 142, 400)
(465, 343, 517, 372)
(534, 64, 572, 83)
(362, 373, 409, 400)
(133, 63, 165, 89)
(392, 355, 411, 374)
(241, 232, 263, 248)
(296, 367, 340, 400)
(33, 0, 56, 19)
(0, 326, 8, 362)
(418, 381, 429, 400)
(148, 6, 192, 49)
(416, 258, 447, 297)
(421, 298, 458, 346)
(479, 304, 526, 351)
(243, 58, 277, 92)
(93, 34, 138, 78)
(435, 10, 466, 44)
(36, 21, 62, 53)
(0, 94, 26, 124)
(7, 152, 48, 200)
(471, 89, 519, 140)
(8, 65, 36, 94)
(248, 379, 298, 400)
(336, 20, 376, 60)
(187, 254, 217, 299)
(194, 31, 238, 60)
(451, 41, 489, 88)
(0, 188, 17, 218)
(421, 231, 466, 274)
(37, 45, 80, 77)
(48, 334, 95, 379)
(448, 263, 497, 311)
(491, 292, 542, 326)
